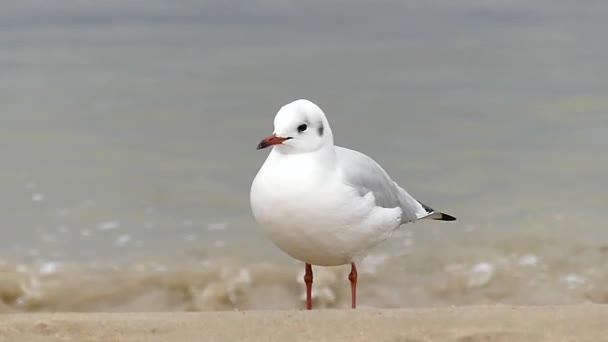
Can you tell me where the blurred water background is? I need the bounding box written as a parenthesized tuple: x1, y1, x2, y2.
(1, 1, 607, 311)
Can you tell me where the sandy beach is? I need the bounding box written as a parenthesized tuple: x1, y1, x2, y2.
(1, 305, 606, 342)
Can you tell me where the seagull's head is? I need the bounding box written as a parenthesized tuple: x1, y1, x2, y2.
(257, 99, 333, 154)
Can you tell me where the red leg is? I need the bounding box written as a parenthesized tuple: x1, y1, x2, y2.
(349, 262, 358, 309)
(304, 263, 313, 310)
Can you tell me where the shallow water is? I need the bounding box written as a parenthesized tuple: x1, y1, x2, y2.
(1, 1, 608, 311)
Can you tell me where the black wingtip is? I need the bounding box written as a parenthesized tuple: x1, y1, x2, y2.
(418, 201, 456, 221)
(434, 213, 456, 221)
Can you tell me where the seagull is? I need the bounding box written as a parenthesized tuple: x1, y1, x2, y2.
(250, 99, 455, 310)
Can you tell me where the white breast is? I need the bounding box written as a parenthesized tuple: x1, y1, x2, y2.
(250, 151, 402, 266)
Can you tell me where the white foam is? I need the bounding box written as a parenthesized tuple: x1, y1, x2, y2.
(468, 262, 495, 287)
(152, 264, 167, 272)
(115, 234, 132, 246)
(297, 268, 337, 306)
(17, 275, 43, 306)
(97, 221, 120, 231)
(359, 253, 389, 274)
(184, 234, 198, 241)
(31, 193, 45, 202)
(39, 261, 61, 275)
(561, 274, 587, 289)
(233, 268, 252, 286)
(518, 254, 540, 266)
(207, 222, 229, 231)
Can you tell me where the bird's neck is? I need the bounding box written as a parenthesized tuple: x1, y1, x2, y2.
(270, 144, 336, 170)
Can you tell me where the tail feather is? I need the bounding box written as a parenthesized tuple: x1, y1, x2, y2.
(427, 211, 457, 221)
(419, 202, 456, 221)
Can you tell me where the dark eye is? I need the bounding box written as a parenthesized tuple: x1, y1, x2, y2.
(297, 124, 308, 133)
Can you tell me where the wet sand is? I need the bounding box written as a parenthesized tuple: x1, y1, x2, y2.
(1, 305, 606, 342)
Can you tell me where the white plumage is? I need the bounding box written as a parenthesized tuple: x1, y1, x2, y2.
(250, 99, 454, 266)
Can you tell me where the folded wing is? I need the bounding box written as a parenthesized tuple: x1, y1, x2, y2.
(335, 147, 430, 224)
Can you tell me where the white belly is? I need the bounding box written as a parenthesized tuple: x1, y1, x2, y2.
(250, 159, 401, 266)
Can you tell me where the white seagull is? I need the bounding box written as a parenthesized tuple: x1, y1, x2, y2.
(250, 99, 455, 309)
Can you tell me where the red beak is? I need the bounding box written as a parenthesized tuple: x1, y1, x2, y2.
(256, 134, 292, 150)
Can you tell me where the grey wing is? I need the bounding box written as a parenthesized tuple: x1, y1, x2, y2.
(335, 147, 429, 224)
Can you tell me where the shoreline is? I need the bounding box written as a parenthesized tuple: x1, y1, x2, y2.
(1, 304, 607, 341)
